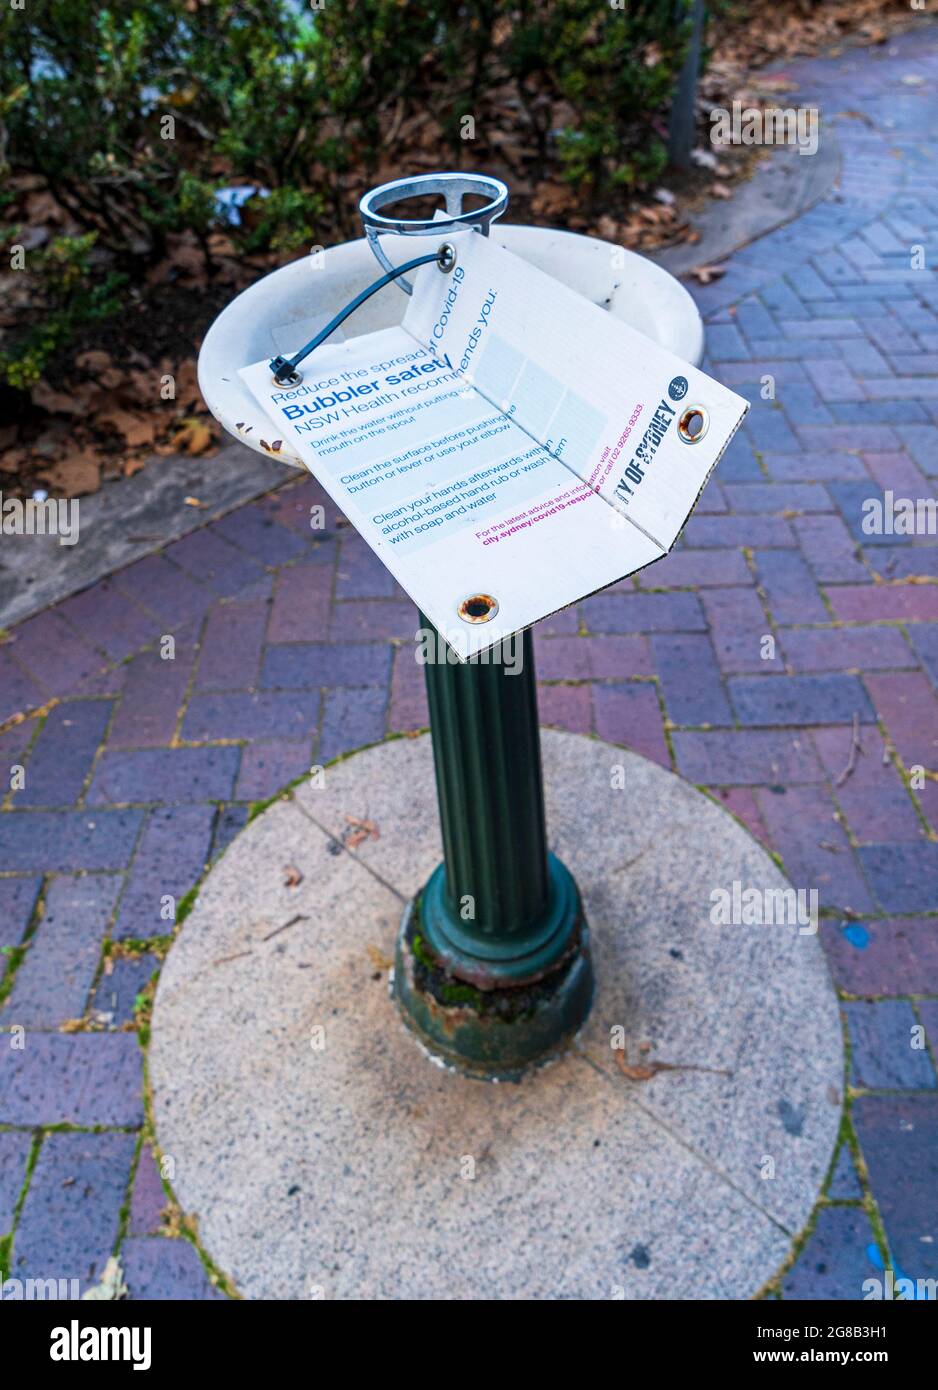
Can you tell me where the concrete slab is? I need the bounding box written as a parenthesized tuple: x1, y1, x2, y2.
(150, 731, 843, 1299)
(651, 132, 841, 280)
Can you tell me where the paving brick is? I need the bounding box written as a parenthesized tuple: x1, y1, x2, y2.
(753, 550, 828, 625)
(733, 297, 779, 342)
(260, 642, 391, 689)
(908, 625, 938, 691)
(211, 503, 309, 567)
(857, 842, 938, 914)
(88, 745, 240, 804)
(91, 953, 159, 1028)
(919, 1000, 938, 1067)
(106, 645, 197, 748)
(820, 917, 938, 996)
(814, 725, 924, 844)
(318, 686, 387, 762)
(259, 474, 343, 534)
(268, 562, 333, 642)
(113, 804, 214, 938)
(864, 671, 938, 770)
(195, 599, 269, 690)
(723, 482, 830, 514)
(0, 650, 45, 724)
(833, 399, 929, 424)
(780, 624, 914, 672)
(211, 804, 250, 860)
(854, 1096, 938, 1283)
(895, 424, 938, 475)
(742, 402, 802, 453)
(537, 606, 579, 636)
(651, 634, 732, 726)
(2, 874, 119, 1027)
(128, 1143, 166, 1236)
(826, 480, 896, 547)
(235, 740, 311, 801)
(577, 636, 653, 678)
(707, 786, 769, 845)
(838, 337, 893, 376)
(122, 1236, 225, 1299)
(0, 1032, 143, 1126)
(581, 591, 705, 634)
(845, 1000, 936, 1090)
(9, 609, 109, 696)
(592, 682, 668, 765)
(56, 580, 157, 663)
(388, 645, 429, 733)
(828, 1145, 863, 1200)
(538, 682, 592, 735)
(335, 534, 399, 599)
(533, 637, 591, 681)
(756, 783, 874, 913)
(0, 877, 41, 951)
(869, 546, 938, 582)
(711, 429, 763, 481)
(797, 424, 900, 453)
(703, 323, 750, 359)
(0, 1129, 31, 1233)
(803, 359, 867, 403)
(11, 1131, 135, 1293)
(13, 700, 111, 807)
(863, 451, 931, 494)
(828, 585, 938, 623)
(0, 810, 142, 872)
(113, 553, 216, 630)
(329, 600, 417, 642)
(764, 451, 869, 483)
(701, 588, 774, 674)
(181, 690, 319, 742)
(782, 1207, 878, 1300)
(163, 526, 266, 597)
(794, 517, 872, 586)
(681, 515, 795, 548)
(730, 672, 873, 726)
(639, 549, 751, 588)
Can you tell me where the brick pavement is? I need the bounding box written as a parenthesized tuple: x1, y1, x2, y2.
(1, 29, 937, 1300)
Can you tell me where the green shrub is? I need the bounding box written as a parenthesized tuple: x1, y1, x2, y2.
(0, 231, 127, 389)
(0, 1, 695, 388)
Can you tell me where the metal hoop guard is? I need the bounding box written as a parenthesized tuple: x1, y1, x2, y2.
(360, 172, 509, 294)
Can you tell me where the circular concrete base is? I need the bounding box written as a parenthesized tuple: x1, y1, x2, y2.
(150, 731, 843, 1300)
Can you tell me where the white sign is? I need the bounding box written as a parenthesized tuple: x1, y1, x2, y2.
(240, 231, 748, 658)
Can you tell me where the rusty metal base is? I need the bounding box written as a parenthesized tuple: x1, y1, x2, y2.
(392, 886, 594, 1082)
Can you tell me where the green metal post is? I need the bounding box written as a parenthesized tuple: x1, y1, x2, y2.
(392, 616, 593, 1080)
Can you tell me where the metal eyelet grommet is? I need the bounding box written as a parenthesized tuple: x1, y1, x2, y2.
(437, 243, 457, 273)
(677, 405, 709, 444)
(458, 593, 499, 624)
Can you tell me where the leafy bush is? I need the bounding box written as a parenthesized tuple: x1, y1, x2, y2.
(0, 231, 127, 389)
(0, 0, 694, 390)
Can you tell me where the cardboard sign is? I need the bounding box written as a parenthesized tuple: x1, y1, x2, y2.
(240, 231, 748, 658)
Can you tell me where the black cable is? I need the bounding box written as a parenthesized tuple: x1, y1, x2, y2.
(268, 249, 448, 386)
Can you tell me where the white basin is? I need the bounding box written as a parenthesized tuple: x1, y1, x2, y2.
(199, 225, 705, 465)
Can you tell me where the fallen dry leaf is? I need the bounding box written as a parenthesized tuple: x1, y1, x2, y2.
(690, 263, 728, 285)
(37, 452, 101, 497)
(344, 815, 379, 850)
